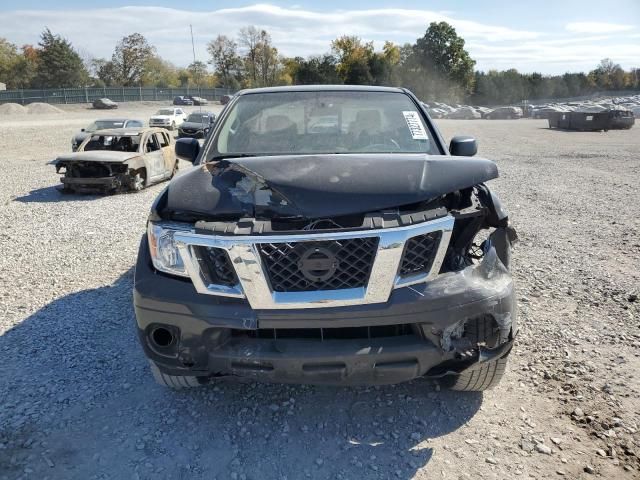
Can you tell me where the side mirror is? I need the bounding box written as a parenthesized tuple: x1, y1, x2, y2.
(175, 138, 200, 163)
(449, 136, 477, 156)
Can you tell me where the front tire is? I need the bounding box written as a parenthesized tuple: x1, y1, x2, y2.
(443, 315, 511, 391)
(131, 170, 146, 192)
(149, 361, 203, 389)
(446, 354, 509, 391)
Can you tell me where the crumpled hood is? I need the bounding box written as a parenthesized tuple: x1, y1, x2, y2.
(165, 154, 499, 220)
(55, 151, 141, 164)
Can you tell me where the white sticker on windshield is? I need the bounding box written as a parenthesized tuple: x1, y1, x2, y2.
(402, 111, 428, 140)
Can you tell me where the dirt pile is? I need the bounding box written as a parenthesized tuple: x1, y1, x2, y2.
(25, 102, 64, 114)
(0, 103, 27, 114)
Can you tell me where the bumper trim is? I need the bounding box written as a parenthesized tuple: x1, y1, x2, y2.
(156, 335, 459, 386)
(61, 176, 117, 186)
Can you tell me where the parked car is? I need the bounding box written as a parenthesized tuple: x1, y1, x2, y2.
(54, 127, 177, 193)
(485, 106, 523, 119)
(173, 96, 194, 106)
(92, 98, 118, 109)
(149, 107, 188, 130)
(178, 111, 216, 138)
(71, 118, 144, 151)
(134, 85, 518, 391)
(186, 95, 208, 106)
(446, 106, 481, 119)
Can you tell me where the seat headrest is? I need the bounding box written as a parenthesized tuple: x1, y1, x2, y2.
(265, 115, 295, 132)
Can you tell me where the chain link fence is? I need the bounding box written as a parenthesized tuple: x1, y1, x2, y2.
(0, 86, 235, 105)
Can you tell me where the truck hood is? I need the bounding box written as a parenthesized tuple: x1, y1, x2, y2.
(180, 121, 207, 130)
(150, 115, 171, 121)
(55, 151, 141, 164)
(165, 153, 499, 220)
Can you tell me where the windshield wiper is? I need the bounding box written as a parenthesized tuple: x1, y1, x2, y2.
(208, 153, 259, 162)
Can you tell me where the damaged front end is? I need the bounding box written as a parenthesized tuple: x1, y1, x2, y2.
(134, 153, 517, 387)
(55, 160, 140, 193)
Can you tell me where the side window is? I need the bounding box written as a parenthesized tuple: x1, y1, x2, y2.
(176, 109, 184, 115)
(145, 134, 160, 152)
(156, 132, 169, 148)
(127, 120, 142, 127)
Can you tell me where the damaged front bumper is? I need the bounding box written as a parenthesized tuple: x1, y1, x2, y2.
(133, 228, 516, 385)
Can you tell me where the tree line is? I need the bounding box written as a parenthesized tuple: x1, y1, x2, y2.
(1, 24, 639, 105)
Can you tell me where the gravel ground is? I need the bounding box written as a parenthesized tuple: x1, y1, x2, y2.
(0, 105, 638, 480)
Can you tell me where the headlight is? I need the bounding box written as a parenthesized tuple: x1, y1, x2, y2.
(147, 222, 189, 277)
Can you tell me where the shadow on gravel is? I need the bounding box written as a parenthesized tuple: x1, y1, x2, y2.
(0, 269, 482, 480)
(13, 185, 104, 203)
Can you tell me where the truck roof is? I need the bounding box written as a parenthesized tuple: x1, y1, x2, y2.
(236, 85, 406, 95)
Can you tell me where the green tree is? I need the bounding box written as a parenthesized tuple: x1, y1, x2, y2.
(409, 22, 475, 100)
(141, 56, 178, 87)
(0, 38, 22, 88)
(187, 60, 208, 86)
(254, 31, 280, 87)
(207, 35, 242, 89)
(110, 33, 156, 86)
(331, 36, 375, 84)
(33, 29, 88, 88)
(93, 58, 118, 86)
(12, 45, 39, 88)
(287, 55, 341, 85)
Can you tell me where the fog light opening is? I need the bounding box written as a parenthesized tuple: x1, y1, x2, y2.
(151, 327, 175, 348)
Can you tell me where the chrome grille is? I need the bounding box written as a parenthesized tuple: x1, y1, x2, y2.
(174, 215, 454, 309)
(399, 231, 442, 276)
(193, 246, 237, 286)
(257, 238, 379, 292)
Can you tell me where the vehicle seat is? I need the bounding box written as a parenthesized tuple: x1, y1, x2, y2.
(248, 115, 297, 152)
(349, 110, 382, 148)
(118, 136, 133, 152)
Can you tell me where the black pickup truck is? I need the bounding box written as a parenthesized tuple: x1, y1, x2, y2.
(133, 85, 517, 390)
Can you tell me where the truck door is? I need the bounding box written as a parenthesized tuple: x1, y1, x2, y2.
(143, 132, 165, 181)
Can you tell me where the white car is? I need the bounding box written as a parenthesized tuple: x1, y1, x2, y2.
(149, 107, 188, 131)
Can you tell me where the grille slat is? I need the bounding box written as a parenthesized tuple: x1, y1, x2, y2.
(399, 231, 442, 277)
(194, 246, 238, 287)
(258, 238, 379, 292)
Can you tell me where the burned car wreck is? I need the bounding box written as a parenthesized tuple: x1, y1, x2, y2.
(134, 86, 517, 390)
(54, 127, 178, 193)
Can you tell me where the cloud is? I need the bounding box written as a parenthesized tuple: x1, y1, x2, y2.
(565, 22, 635, 33)
(1, 4, 637, 74)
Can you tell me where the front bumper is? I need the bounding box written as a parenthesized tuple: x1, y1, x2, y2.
(178, 129, 204, 138)
(134, 232, 516, 385)
(61, 176, 121, 192)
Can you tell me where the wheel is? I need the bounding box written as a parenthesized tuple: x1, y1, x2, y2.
(131, 170, 146, 192)
(149, 361, 203, 389)
(443, 316, 510, 391)
(170, 121, 176, 131)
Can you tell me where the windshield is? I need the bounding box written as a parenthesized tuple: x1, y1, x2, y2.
(87, 120, 125, 132)
(187, 113, 210, 123)
(157, 109, 174, 115)
(211, 91, 439, 159)
(83, 134, 141, 152)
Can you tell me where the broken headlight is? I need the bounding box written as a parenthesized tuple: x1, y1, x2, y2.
(147, 223, 189, 277)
